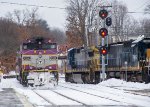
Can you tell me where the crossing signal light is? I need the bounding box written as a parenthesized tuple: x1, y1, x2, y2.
(99, 28, 108, 38)
(99, 9, 108, 19)
(100, 46, 107, 56)
(106, 17, 112, 26)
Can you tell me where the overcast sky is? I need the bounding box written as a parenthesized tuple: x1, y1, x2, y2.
(0, 0, 149, 30)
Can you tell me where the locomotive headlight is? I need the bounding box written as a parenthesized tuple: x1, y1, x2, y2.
(23, 56, 31, 61)
(49, 66, 52, 69)
(30, 66, 33, 69)
(38, 52, 42, 58)
(49, 56, 57, 60)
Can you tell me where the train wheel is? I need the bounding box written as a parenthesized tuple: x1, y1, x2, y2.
(28, 83, 34, 87)
(68, 73, 73, 83)
(89, 70, 94, 83)
(81, 73, 86, 83)
(94, 72, 100, 84)
(65, 73, 69, 82)
(82, 73, 90, 84)
(19, 77, 23, 84)
(145, 73, 150, 84)
(51, 71, 59, 86)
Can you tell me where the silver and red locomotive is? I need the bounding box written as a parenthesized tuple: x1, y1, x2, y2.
(16, 37, 59, 86)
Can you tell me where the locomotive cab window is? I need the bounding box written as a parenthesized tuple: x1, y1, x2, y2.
(42, 43, 56, 49)
(22, 43, 36, 50)
(22, 43, 56, 50)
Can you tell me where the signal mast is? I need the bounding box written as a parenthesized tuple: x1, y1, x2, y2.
(99, 7, 112, 81)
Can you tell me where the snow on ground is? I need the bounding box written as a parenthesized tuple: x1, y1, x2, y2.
(3, 71, 17, 77)
(0, 78, 51, 106)
(0, 78, 23, 89)
(54, 86, 126, 106)
(100, 78, 150, 90)
(59, 82, 150, 107)
(35, 90, 81, 105)
(8, 71, 17, 75)
(0, 77, 150, 106)
(15, 88, 50, 106)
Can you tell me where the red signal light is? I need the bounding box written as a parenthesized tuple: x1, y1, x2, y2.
(102, 49, 106, 54)
(102, 14, 105, 17)
(99, 28, 108, 38)
(99, 9, 108, 19)
(100, 46, 107, 56)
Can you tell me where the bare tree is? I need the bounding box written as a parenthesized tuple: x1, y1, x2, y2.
(0, 18, 19, 53)
(110, 0, 129, 42)
(133, 4, 150, 37)
(6, 8, 53, 41)
(140, 19, 150, 37)
(66, 0, 97, 47)
(145, 4, 150, 14)
(50, 28, 66, 44)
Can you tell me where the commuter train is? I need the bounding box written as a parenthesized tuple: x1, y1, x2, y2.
(16, 37, 59, 86)
(65, 36, 150, 84)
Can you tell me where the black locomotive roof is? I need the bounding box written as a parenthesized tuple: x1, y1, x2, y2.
(107, 36, 150, 48)
(108, 40, 133, 47)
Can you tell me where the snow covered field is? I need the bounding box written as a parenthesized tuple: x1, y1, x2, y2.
(0, 77, 150, 107)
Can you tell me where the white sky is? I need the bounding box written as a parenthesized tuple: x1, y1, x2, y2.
(0, 0, 149, 30)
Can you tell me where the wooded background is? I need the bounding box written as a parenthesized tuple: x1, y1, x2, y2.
(66, 0, 150, 48)
(0, 8, 66, 72)
(0, 0, 150, 72)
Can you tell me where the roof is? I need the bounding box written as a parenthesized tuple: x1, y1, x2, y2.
(132, 35, 144, 44)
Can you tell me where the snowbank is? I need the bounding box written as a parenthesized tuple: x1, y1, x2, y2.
(0, 78, 23, 89)
(99, 78, 150, 90)
(9, 71, 17, 75)
(0, 87, 3, 91)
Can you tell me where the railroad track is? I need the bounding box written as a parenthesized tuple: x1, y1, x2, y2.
(31, 86, 125, 106)
(99, 84, 150, 97)
(58, 83, 150, 107)
(32, 90, 55, 107)
(50, 90, 87, 106)
(60, 82, 150, 98)
(60, 83, 122, 97)
(57, 84, 130, 105)
(32, 89, 84, 107)
(23, 81, 150, 107)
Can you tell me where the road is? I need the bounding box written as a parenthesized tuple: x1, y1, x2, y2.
(0, 88, 33, 107)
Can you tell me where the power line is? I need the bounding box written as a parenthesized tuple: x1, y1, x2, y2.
(0, 1, 149, 14)
(127, 11, 150, 14)
(0, 1, 66, 9)
(134, 0, 150, 11)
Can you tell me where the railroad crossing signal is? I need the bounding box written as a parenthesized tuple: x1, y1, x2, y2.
(99, 9, 108, 19)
